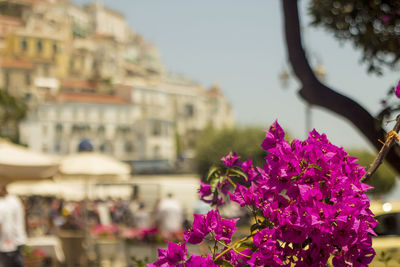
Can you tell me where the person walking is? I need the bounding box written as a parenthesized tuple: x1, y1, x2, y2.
(157, 193, 183, 239)
(0, 184, 27, 267)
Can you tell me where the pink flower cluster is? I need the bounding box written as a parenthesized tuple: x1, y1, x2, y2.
(395, 80, 400, 98)
(150, 121, 377, 266)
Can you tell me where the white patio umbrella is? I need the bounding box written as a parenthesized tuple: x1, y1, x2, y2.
(10, 153, 130, 199)
(59, 152, 130, 198)
(60, 152, 130, 178)
(0, 139, 59, 183)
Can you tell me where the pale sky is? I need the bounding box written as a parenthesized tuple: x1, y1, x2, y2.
(73, 0, 400, 152)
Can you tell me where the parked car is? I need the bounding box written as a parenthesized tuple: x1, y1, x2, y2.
(370, 201, 400, 266)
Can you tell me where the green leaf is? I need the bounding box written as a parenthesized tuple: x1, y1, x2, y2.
(207, 165, 219, 181)
(131, 256, 149, 267)
(309, 163, 322, 170)
(250, 223, 263, 233)
(291, 174, 302, 182)
(214, 259, 233, 267)
(230, 167, 248, 181)
(210, 178, 220, 193)
(236, 241, 254, 251)
(221, 261, 234, 267)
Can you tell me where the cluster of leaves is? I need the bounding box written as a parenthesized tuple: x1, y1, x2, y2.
(0, 89, 27, 142)
(309, 0, 400, 74)
(150, 121, 378, 266)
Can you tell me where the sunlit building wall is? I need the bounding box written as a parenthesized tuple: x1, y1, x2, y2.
(20, 92, 176, 163)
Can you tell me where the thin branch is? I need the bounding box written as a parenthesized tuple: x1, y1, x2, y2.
(215, 239, 251, 258)
(361, 115, 400, 182)
(214, 236, 250, 262)
(225, 176, 237, 189)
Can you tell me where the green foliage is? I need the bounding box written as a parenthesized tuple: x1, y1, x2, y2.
(348, 149, 397, 195)
(194, 126, 269, 178)
(0, 89, 27, 143)
(309, 0, 400, 74)
(131, 256, 149, 267)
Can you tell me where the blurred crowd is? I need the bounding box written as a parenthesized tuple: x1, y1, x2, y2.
(22, 192, 249, 242)
(22, 193, 193, 241)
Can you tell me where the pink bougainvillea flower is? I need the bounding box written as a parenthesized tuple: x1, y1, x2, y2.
(198, 181, 211, 200)
(395, 80, 400, 98)
(261, 120, 285, 150)
(184, 214, 208, 244)
(151, 241, 187, 266)
(221, 151, 240, 168)
(185, 254, 217, 267)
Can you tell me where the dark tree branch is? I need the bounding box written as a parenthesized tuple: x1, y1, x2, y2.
(362, 115, 400, 182)
(281, 0, 400, 174)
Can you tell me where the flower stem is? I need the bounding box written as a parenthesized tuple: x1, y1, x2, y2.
(215, 239, 251, 258)
(225, 176, 237, 189)
(361, 115, 400, 182)
(214, 236, 250, 262)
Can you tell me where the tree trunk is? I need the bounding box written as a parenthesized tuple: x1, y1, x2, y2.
(281, 0, 400, 174)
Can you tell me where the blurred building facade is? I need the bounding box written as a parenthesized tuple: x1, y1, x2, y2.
(0, 0, 234, 172)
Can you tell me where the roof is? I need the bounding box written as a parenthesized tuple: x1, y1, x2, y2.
(0, 58, 34, 69)
(0, 15, 22, 25)
(84, 2, 125, 19)
(0, 0, 38, 6)
(58, 92, 128, 105)
(103, 5, 125, 19)
(94, 33, 116, 41)
(61, 78, 96, 91)
(207, 84, 223, 97)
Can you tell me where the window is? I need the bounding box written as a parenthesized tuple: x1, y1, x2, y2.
(125, 142, 134, 153)
(55, 109, 61, 120)
(97, 125, 105, 135)
(43, 64, 49, 77)
(72, 109, 77, 120)
(52, 43, 58, 60)
(25, 72, 31, 86)
(99, 109, 104, 122)
(55, 123, 63, 134)
(54, 141, 61, 153)
(4, 71, 9, 90)
(184, 104, 195, 118)
(37, 40, 43, 53)
(69, 59, 75, 72)
(100, 141, 113, 154)
(21, 39, 27, 51)
(42, 124, 48, 136)
(152, 121, 162, 136)
(153, 145, 160, 158)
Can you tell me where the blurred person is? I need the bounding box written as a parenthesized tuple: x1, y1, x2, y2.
(97, 200, 112, 226)
(0, 184, 26, 267)
(133, 203, 150, 229)
(157, 193, 183, 239)
(129, 195, 143, 215)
